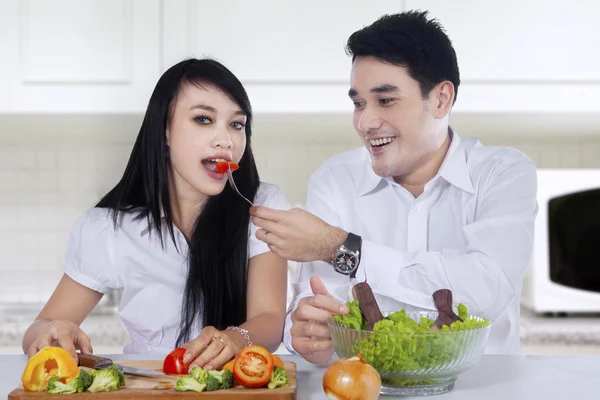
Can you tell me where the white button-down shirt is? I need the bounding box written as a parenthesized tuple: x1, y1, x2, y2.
(63, 182, 290, 355)
(283, 130, 538, 355)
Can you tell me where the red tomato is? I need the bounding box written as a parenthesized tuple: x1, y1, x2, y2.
(215, 161, 239, 174)
(233, 345, 274, 388)
(163, 347, 189, 375)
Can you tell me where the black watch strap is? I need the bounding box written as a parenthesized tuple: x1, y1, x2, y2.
(345, 232, 362, 252)
(346, 233, 362, 279)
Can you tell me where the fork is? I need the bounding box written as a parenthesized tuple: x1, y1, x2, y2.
(226, 165, 254, 206)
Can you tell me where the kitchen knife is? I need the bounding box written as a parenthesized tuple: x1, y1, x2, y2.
(78, 353, 167, 377)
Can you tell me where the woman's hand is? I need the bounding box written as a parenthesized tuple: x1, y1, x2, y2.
(182, 326, 244, 371)
(26, 320, 93, 363)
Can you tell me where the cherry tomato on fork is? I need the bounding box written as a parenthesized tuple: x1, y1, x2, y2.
(216, 161, 239, 174)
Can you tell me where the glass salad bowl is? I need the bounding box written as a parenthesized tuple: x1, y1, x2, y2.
(328, 310, 491, 396)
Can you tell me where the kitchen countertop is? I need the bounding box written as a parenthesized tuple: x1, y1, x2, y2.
(2, 353, 599, 399)
(519, 307, 600, 346)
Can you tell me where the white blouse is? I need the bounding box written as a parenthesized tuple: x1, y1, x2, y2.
(63, 182, 290, 354)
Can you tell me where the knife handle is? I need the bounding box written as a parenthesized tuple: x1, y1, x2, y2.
(78, 353, 113, 369)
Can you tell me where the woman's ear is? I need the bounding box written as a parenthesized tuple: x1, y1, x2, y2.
(166, 127, 171, 147)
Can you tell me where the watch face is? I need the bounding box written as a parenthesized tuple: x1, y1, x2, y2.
(334, 253, 358, 274)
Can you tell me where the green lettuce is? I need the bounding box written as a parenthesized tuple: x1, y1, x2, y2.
(331, 299, 366, 330)
(344, 302, 489, 383)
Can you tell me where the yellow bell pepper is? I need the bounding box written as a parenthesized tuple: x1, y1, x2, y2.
(21, 346, 80, 391)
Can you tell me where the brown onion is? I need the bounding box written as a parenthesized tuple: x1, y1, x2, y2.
(322, 355, 382, 400)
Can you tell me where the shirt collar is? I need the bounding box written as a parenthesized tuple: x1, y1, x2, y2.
(436, 128, 475, 194)
(356, 148, 386, 196)
(139, 206, 188, 252)
(357, 127, 475, 196)
(139, 206, 167, 236)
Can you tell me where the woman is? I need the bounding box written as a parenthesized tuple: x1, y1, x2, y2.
(21, 58, 290, 371)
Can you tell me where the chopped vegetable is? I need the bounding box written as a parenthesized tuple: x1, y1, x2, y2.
(332, 299, 366, 330)
(208, 369, 234, 389)
(187, 366, 220, 391)
(190, 365, 208, 382)
(47, 369, 93, 394)
(344, 304, 489, 374)
(176, 352, 287, 392)
(21, 346, 80, 391)
(86, 365, 125, 393)
(222, 359, 235, 373)
(204, 375, 221, 392)
(273, 355, 285, 369)
(322, 355, 381, 400)
(233, 345, 275, 388)
(458, 303, 469, 321)
(163, 347, 190, 375)
(221, 359, 242, 386)
(267, 366, 290, 389)
(386, 309, 434, 332)
(175, 376, 206, 393)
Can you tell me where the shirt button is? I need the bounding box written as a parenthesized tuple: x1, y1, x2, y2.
(413, 205, 420, 212)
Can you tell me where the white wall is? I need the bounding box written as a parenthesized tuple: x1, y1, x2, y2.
(1, 112, 600, 304)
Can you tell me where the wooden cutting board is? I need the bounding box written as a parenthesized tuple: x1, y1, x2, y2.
(8, 360, 297, 399)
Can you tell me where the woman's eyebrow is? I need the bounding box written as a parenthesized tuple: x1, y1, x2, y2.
(190, 104, 216, 112)
(190, 104, 246, 116)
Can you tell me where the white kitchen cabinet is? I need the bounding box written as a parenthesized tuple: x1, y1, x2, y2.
(162, 0, 600, 113)
(406, 0, 600, 82)
(160, 0, 404, 113)
(0, 0, 162, 113)
(0, 1, 599, 114)
(162, 0, 402, 83)
(405, 0, 600, 112)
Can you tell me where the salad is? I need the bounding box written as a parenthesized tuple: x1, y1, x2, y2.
(332, 300, 490, 374)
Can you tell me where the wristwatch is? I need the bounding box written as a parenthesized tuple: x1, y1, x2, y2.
(331, 232, 362, 278)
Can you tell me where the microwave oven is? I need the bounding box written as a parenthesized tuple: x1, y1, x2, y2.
(521, 168, 600, 313)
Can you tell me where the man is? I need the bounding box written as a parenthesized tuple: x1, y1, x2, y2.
(250, 11, 537, 364)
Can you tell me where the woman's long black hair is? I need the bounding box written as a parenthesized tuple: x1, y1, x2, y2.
(96, 58, 260, 346)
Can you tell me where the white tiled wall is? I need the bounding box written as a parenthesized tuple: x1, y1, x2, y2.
(1, 114, 600, 304)
(0, 137, 132, 303)
(481, 137, 600, 170)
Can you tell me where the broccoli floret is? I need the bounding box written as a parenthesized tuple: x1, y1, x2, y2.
(267, 366, 290, 389)
(78, 369, 94, 391)
(189, 366, 220, 391)
(208, 369, 234, 389)
(190, 366, 208, 382)
(47, 369, 93, 394)
(86, 365, 125, 393)
(175, 376, 206, 392)
(47, 377, 76, 394)
(203, 375, 220, 392)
